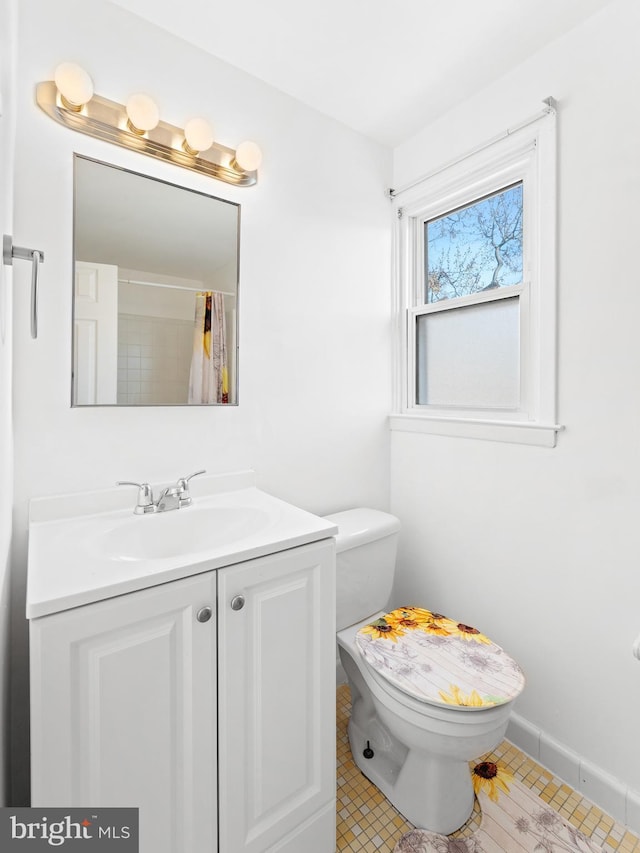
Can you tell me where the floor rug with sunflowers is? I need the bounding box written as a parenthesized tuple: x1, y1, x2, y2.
(393, 760, 604, 853)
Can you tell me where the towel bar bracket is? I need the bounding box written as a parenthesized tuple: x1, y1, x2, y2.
(3, 234, 44, 339)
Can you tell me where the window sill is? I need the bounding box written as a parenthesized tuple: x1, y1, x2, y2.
(389, 414, 563, 448)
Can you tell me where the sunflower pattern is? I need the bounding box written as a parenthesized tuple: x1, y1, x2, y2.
(355, 607, 525, 709)
(439, 685, 488, 708)
(359, 618, 408, 642)
(471, 760, 512, 802)
(393, 760, 602, 853)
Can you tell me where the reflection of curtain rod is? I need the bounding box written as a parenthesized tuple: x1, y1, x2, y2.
(118, 278, 234, 296)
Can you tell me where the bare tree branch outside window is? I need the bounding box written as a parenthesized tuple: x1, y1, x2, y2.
(425, 183, 523, 303)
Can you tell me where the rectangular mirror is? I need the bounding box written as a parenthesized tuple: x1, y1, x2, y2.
(72, 155, 240, 406)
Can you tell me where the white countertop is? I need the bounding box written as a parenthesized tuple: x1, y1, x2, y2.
(27, 471, 337, 619)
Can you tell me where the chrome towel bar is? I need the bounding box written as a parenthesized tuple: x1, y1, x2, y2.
(3, 234, 44, 338)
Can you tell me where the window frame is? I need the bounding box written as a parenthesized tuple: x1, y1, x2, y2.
(391, 111, 560, 447)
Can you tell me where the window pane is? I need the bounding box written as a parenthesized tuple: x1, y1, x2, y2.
(416, 297, 520, 408)
(425, 183, 523, 303)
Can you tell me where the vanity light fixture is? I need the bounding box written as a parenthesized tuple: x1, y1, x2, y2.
(37, 63, 262, 186)
(53, 62, 94, 111)
(125, 93, 160, 135)
(183, 117, 214, 155)
(232, 140, 263, 172)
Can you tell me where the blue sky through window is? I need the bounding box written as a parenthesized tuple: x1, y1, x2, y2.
(425, 183, 523, 303)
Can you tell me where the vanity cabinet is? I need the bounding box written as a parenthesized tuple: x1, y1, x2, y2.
(30, 571, 218, 852)
(218, 542, 336, 853)
(29, 538, 336, 853)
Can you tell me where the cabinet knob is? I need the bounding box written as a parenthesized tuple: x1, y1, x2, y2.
(196, 606, 212, 623)
(230, 595, 245, 611)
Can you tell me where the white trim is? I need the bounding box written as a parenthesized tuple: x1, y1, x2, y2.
(393, 107, 560, 444)
(389, 98, 556, 199)
(397, 140, 536, 223)
(412, 281, 524, 317)
(389, 414, 563, 448)
(508, 711, 640, 834)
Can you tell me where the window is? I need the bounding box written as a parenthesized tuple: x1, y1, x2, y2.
(391, 108, 560, 447)
(425, 183, 523, 304)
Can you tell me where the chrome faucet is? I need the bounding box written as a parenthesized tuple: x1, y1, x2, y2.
(116, 481, 156, 514)
(154, 485, 181, 513)
(174, 471, 205, 507)
(117, 470, 206, 515)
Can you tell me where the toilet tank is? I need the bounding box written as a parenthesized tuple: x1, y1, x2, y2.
(324, 508, 400, 632)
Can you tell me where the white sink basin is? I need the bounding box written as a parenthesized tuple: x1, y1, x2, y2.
(98, 506, 271, 561)
(27, 473, 338, 619)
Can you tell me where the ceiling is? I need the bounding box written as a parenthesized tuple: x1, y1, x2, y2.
(75, 157, 238, 283)
(109, 0, 612, 147)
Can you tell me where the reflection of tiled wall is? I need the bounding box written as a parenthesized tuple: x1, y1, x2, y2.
(117, 314, 193, 405)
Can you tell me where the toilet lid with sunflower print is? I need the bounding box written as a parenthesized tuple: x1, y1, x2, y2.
(355, 607, 525, 709)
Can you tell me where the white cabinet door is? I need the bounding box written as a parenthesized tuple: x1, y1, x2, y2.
(218, 540, 336, 853)
(30, 571, 217, 853)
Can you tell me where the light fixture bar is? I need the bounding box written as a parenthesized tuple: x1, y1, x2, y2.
(36, 81, 257, 187)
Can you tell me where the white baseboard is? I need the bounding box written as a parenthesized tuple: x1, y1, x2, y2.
(508, 712, 640, 835)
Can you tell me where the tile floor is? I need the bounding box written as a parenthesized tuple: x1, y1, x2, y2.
(336, 684, 640, 852)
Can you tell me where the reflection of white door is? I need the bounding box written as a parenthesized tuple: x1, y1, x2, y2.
(73, 261, 118, 404)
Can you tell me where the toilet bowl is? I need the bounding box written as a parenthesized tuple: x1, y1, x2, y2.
(326, 508, 525, 835)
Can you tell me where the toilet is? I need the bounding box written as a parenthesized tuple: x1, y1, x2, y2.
(326, 507, 525, 835)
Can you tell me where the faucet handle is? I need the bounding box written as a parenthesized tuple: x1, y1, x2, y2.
(177, 470, 206, 490)
(116, 481, 154, 511)
(176, 470, 206, 506)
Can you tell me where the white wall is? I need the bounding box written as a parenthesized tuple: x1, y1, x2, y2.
(9, 0, 392, 802)
(391, 0, 640, 824)
(0, 0, 17, 807)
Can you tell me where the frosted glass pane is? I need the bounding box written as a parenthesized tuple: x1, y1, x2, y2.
(416, 297, 519, 408)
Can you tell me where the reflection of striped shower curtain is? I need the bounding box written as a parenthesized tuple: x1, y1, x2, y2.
(188, 291, 229, 404)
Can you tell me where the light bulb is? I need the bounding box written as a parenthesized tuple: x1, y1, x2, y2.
(183, 117, 214, 155)
(54, 62, 94, 111)
(233, 140, 262, 172)
(126, 93, 159, 135)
